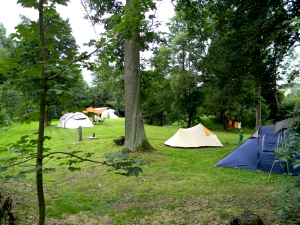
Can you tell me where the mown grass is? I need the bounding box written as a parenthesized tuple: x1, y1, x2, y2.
(0, 119, 291, 225)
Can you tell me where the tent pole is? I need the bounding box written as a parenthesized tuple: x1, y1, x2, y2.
(268, 156, 276, 178)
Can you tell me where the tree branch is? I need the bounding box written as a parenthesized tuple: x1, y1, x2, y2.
(48, 48, 99, 80)
(43, 151, 112, 166)
(4, 157, 37, 168)
(81, 0, 99, 41)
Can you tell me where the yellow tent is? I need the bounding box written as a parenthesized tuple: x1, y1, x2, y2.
(164, 123, 223, 148)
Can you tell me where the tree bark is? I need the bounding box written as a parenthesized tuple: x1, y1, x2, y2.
(44, 109, 50, 126)
(37, 1, 47, 224)
(123, 0, 152, 152)
(255, 85, 261, 132)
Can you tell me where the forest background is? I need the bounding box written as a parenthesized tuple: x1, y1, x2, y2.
(0, 0, 300, 130)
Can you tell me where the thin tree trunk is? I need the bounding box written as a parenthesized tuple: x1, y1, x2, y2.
(220, 107, 227, 131)
(44, 109, 50, 126)
(37, 1, 47, 224)
(123, 0, 153, 152)
(275, 91, 280, 111)
(255, 85, 261, 131)
(159, 111, 163, 126)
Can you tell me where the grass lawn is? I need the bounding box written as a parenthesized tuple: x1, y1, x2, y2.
(0, 119, 291, 225)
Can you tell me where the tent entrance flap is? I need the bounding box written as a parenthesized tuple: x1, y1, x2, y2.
(262, 133, 281, 152)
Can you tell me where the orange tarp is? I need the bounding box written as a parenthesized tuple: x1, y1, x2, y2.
(83, 107, 108, 115)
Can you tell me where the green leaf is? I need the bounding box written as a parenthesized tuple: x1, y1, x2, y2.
(0, 166, 8, 172)
(4, 175, 14, 181)
(43, 147, 51, 153)
(119, 167, 143, 177)
(293, 163, 300, 169)
(44, 136, 51, 141)
(26, 165, 42, 173)
(13, 172, 27, 180)
(131, 167, 143, 177)
(51, 89, 64, 95)
(68, 167, 81, 172)
(84, 152, 94, 158)
(29, 139, 38, 145)
(8, 148, 24, 153)
(45, 40, 58, 51)
(66, 91, 74, 95)
(17, 164, 35, 168)
(66, 74, 74, 79)
(17, 0, 39, 9)
(43, 168, 56, 173)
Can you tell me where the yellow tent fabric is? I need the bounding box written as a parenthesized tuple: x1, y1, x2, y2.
(203, 125, 214, 136)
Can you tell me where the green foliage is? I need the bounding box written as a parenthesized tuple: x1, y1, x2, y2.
(276, 132, 300, 167)
(141, 46, 174, 126)
(0, 82, 23, 123)
(278, 97, 300, 121)
(0, 134, 145, 179)
(0, 105, 9, 127)
(270, 114, 300, 221)
(0, 133, 50, 180)
(89, 58, 124, 112)
(0, 23, 14, 85)
(276, 113, 300, 167)
(104, 151, 147, 176)
(174, 0, 300, 125)
(2, 11, 87, 124)
(268, 176, 300, 223)
(83, 0, 160, 67)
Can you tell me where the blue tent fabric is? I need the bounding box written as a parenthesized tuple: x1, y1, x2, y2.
(215, 124, 300, 175)
(262, 133, 279, 152)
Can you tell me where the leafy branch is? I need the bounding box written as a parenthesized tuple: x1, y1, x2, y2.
(0, 134, 146, 180)
(48, 48, 99, 80)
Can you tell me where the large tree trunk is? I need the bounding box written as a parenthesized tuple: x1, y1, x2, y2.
(255, 85, 261, 131)
(37, 1, 47, 224)
(123, 0, 153, 152)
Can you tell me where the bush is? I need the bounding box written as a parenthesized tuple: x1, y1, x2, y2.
(270, 116, 300, 223)
(276, 99, 300, 121)
(268, 176, 300, 223)
(0, 106, 9, 127)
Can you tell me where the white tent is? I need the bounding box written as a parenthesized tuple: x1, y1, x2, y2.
(100, 108, 120, 118)
(164, 123, 223, 148)
(57, 112, 94, 129)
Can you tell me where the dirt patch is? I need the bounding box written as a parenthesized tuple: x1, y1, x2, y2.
(47, 212, 114, 225)
(0, 174, 293, 225)
(108, 195, 292, 225)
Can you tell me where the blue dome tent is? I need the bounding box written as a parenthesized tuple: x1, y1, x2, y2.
(215, 119, 300, 175)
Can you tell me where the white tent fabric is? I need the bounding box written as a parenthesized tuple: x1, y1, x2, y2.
(164, 123, 223, 148)
(100, 109, 119, 118)
(57, 112, 94, 129)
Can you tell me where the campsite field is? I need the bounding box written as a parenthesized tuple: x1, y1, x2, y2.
(0, 119, 292, 224)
